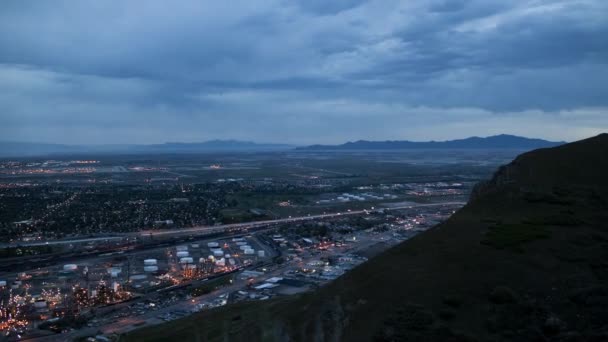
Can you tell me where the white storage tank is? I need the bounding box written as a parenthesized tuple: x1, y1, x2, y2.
(257, 250, 265, 258)
(179, 257, 194, 264)
(199, 257, 207, 263)
(208, 255, 215, 261)
(229, 258, 236, 265)
(207, 242, 219, 248)
(130, 274, 147, 281)
(107, 267, 122, 275)
(144, 265, 159, 272)
(34, 299, 47, 309)
(144, 259, 157, 266)
(63, 264, 78, 272)
(213, 250, 224, 257)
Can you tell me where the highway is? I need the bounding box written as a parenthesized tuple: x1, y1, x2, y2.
(0, 236, 125, 248)
(1, 201, 466, 248)
(139, 201, 466, 238)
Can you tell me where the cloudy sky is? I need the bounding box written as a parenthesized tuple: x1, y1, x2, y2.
(1, 0, 606, 145)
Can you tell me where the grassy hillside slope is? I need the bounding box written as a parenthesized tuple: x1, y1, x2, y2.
(124, 134, 608, 342)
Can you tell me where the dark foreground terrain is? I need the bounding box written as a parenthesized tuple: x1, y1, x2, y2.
(124, 134, 608, 342)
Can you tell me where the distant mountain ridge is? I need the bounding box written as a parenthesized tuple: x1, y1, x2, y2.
(0, 135, 565, 157)
(299, 134, 565, 150)
(139, 140, 292, 152)
(0, 140, 293, 156)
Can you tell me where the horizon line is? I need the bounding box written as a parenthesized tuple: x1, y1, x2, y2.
(1, 133, 571, 147)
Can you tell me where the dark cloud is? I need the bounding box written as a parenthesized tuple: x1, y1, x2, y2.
(296, 0, 367, 15)
(429, 0, 468, 13)
(0, 0, 606, 144)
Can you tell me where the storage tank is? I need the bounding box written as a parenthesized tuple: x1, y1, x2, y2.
(207, 242, 219, 248)
(63, 264, 77, 272)
(229, 258, 236, 265)
(179, 257, 194, 264)
(208, 255, 215, 261)
(144, 259, 157, 266)
(130, 274, 147, 281)
(213, 250, 224, 257)
(244, 248, 255, 255)
(176, 251, 189, 258)
(107, 267, 122, 275)
(144, 265, 159, 272)
(257, 250, 265, 258)
(176, 245, 188, 251)
(34, 299, 47, 309)
(199, 257, 207, 263)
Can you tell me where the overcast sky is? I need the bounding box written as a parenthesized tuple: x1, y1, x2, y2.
(0, 0, 606, 145)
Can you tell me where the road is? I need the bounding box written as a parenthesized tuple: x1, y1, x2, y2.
(0, 236, 125, 248)
(139, 201, 466, 238)
(1, 201, 465, 248)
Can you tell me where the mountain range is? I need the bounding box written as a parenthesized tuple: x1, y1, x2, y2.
(0, 140, 293, 157)
(0, 135, 564, 157)
(298, 134, 565, 150)
(125, 133, 608, 341)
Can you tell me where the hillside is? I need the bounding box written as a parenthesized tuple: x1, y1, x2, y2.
(298, 134, 564, 150)
(124, 134, 608, 342)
